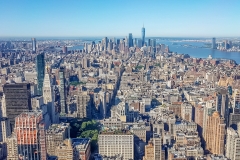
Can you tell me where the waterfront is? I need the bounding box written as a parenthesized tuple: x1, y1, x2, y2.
(157, 40, 240, 63)
(65, 38, 240, 64)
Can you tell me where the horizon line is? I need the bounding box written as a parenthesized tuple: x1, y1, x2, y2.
(1, 36, 240, 39)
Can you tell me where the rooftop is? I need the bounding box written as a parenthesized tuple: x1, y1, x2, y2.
(46, 122, 69, 134)
(100, 129, 133, 135)
(72, 138, 90, 150)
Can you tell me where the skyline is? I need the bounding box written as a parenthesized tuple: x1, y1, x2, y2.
(0, 0, 240, 37)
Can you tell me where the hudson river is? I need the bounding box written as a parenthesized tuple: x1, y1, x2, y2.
(157, 40, 240, 63)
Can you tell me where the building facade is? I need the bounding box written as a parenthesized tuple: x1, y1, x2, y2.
(59, 66, 67, 114)
(204, 111, 225, 155)
(43, 69, 56, 123)
(141, 26, 145, 47)
(76, 91, 91, 119)
(3, 83, 32, 131)
(226, 126, 240, 160)
(46, 123, 70, 156)
(98, 131, 134, 160)
(36, 52, 45, 95)
(15, 111, 47, 160)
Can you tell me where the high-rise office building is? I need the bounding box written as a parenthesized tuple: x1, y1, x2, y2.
(43, 68, 56, 123)
(216, 89, 229, 125)
(62, 46, 67, 53)
(32, 38, 37, 52)
(134, 38, 137, 46)
(212, 37, 216, 49)
(226, 127, 240, 160)
(142, 25, 145, 47)
(104, 37, 108, 51)
(204, 111, 225, 155)
(137, 39, 142, 48)
(108, 41, 113, 51)
(3, 83, 32, 131)
(59, 67, 67, 114)
(128, 33, 133, 47)
(152, 39, 156, 48)
(148, 39, 151, 46)
(36, 52, 45, 95)
(15, 111, 47, 160)
(224, 40, 229, 49)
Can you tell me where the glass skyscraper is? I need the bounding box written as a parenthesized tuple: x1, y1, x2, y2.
(36, 52, 45, 95)
(212, 37, 216, 49)
(141, 25, 145, 47)
(128, 33, 133, 47)
(59, 66, 67, 114)
(32, 38, 36, 52)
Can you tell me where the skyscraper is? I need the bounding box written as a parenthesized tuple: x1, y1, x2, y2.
(59, 66, 67, 114)
(128, 33, 133, 47)
(148, 39, 151, 46)
(204, 111, 225, 155)
(3, 83, 32, 131)
(43, 68, 56, 123)
(32, 38, 37, 52)
(15, 111, 47, 160)
(36, 52, 45, 95)
(212, 37, 216, 49)
(141, 25, 145, 47)
(104, 37, 108, 51)
(216, 89, 229, 125)
(62, 46, 67, 53)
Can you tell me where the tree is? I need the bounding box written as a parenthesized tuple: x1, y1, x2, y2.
(81, 122, 87, 131)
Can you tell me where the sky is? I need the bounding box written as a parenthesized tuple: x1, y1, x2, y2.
(0, 0, 240, 38)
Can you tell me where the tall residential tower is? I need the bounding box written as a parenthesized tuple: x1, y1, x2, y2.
(141, 25, 145, 47)
(59, 66, 67, 114)
(36, 52, 45, 95)
(212, 37, 216, 49)
(32, 38, 37, 52)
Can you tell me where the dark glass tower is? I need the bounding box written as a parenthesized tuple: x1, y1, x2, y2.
(212, 37, 216, 49)
(59, 66, 67, 114)
(3, 83, 32, 131)
(128, 33, 133, 47)
(36, 52, 45, 95)
(32, 38, 36, 52)
(141, 25, 145, 47)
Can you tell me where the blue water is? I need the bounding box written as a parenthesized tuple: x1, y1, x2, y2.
(157, 40, 240, 63)
(68, 45, 84, 50)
